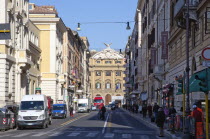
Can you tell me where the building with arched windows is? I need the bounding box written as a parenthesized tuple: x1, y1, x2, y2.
(89, 46, 126, 107)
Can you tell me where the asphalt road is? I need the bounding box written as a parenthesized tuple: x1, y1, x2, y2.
(0, 109, 170, 139)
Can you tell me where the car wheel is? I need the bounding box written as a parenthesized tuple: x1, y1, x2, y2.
(41, 123, 46, 129)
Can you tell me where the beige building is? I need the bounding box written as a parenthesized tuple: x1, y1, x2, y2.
(29, 4, 67, 104)
(89, 46, 125, 106)
(0, 0, 42, 106)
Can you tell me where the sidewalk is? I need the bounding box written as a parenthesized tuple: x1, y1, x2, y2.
(121, 108, 185, 139)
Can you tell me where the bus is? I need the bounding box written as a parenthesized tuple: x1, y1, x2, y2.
(93, 96, 104, 109)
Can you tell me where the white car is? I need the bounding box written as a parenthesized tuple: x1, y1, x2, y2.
(91, 105, 97, 111)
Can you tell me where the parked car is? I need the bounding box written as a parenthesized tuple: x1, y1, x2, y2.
(17, 95, 50, 129)
(52, 104, 67, 119)
(91, 105, 97, 111)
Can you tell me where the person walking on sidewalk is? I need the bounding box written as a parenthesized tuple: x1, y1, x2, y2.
(153, 103, 159, 122)
(69, 105, 74, 117)
(142, 105, 147, 118)
(156, 107, 165, 137)
(191, 105, 204, 139)
(147, 104, 152, 118)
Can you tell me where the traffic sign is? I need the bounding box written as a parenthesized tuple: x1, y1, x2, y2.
(202, 48, 210, 60)
(203, 61, 210, 67)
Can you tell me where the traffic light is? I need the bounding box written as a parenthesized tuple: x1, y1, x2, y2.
(195, 71, 208, 92)
(177, 78, 183, 95)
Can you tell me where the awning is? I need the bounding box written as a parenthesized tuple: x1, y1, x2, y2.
(176, 92, 183, 95)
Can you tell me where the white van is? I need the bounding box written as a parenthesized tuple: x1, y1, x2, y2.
(17, 95, 50, 129)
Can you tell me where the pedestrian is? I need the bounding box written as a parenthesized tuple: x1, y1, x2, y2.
(147, 104, 152, 118)
(169, 105, 176, 116)
(100, 104, 106, 120)
(135, 104, 139, 113)
(191, 105, 204, 139)
(156, 107, 165, 137)
(142, 105, 147, 118)
(153, 103, 159, 122)
(164, 106, 169, 117)
(69, 105, 74, 117)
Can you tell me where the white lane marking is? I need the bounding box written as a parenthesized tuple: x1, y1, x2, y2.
(0, 134, 13, 138)
(48, 132, 63, 136)
(102, 113, 110, 134)
(104, 133, 114, 138)
(32, 132, 48, 137)
(12, 133, 31, 137)
(122, 134, 132, 138)
(139, 135, 150, 139)
(86, 132, 98, 137)
(67, 132, 80, 136)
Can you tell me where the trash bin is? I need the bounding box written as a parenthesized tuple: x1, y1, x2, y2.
(8, 111, 15, 129)
(0, 108, 10, 131)
(4, 105, 19, 128)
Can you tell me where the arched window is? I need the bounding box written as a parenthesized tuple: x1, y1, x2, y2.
(106, 82, 111, 89)
(95, 82, 101, 89)
(115, 83, 121, 90)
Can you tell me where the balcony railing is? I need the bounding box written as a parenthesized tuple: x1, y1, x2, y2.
(174, 0, 201, 19)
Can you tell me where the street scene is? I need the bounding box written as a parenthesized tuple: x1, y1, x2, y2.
(1, 0, 210, 139)
(0, 109, 166, 139)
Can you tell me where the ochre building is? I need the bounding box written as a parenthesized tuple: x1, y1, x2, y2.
(89, 46, 125, 106)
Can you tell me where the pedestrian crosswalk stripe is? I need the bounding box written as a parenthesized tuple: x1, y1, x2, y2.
(12, 133, 31, 137)
(86, 132, 98, 137)
(32, 132, 48, 136)
(139, 135, 150, 139)
(104, 133, 114, 138)
(67, 132, 80, 136)
(122, 134, 131, 138)
(48, 132, 63, 136)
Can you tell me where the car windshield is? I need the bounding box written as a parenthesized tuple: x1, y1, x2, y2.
(20, 101, 44, 110)
(93, 99, 104, 103)
(78, 103, 87, 107)
(53, 105, 64, 110)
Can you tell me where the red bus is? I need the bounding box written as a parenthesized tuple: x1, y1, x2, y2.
(93, 96, 104, 109)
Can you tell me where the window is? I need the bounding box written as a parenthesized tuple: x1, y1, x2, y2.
(95, 82, 101, 89)
(116, 71, 121, 76)
(105, 61, 112, 64)
(96, 71, 101, 76)
(115, 61, 121, 64)
(106, 71, 111, 76)
(115, 83, 121, 90)
(106, 83, 111, 89)
(96, 61, 100, 63)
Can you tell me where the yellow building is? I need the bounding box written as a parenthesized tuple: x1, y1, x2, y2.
(29, 4, 67, 103)
(89, 46, 125, 106)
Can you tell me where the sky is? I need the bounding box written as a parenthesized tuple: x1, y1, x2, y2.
(30, 0, 138, 51)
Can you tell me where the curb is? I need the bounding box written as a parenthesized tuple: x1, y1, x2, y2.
(121, 108, 182, 139)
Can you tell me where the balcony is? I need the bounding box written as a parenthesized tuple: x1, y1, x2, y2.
(174, 0, 201, 22)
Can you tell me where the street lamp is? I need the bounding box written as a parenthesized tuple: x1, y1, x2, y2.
(77, 23, 81, 31)
(126, 22, 131, 30)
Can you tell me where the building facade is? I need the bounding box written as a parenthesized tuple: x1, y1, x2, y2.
(89, 46, 125, 106)
(29, 4, 68, 104)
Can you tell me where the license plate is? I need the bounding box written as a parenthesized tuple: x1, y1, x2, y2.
(55, 114, 58, 116)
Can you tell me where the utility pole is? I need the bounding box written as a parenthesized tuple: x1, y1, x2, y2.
(184, 0, 191, 137)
